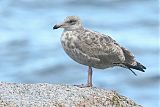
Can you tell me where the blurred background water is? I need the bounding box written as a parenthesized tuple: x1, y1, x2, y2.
(0, 0, 159, 106)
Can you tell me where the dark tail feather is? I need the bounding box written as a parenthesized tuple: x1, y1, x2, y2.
(124, 62, 146, 73)
(127, 67, 137, 76)
(136, 62, 146, 70)
(113, 62, 146, 76)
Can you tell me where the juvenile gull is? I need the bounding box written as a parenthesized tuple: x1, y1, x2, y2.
(53, 16, 146, 87)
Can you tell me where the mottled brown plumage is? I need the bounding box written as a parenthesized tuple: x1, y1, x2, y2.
(53, 16, 146, 87)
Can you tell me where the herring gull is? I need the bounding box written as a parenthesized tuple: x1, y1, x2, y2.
(53, 16, 146, 87)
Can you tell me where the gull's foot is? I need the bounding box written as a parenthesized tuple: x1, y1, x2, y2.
(74, 84, 92, 88)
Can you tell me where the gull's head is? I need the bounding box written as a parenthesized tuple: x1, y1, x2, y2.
(53, 16, 83, 30)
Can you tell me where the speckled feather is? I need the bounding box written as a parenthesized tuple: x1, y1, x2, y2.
(56, 16, 145, 72)
(61, 28, 137, 69)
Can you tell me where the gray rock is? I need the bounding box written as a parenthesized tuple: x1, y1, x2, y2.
(0, 82, 142, 107)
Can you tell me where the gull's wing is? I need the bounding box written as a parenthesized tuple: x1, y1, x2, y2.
(75, 29, 125, 64)
(120, 46, 136, 65)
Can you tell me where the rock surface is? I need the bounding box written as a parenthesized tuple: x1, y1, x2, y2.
(0, 82, 142, 107)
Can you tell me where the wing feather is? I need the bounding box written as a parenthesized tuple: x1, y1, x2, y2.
(75, 29, 125, 64)
(121, 47, 136, 66)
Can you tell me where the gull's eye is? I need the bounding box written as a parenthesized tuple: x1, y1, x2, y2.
(68, 20, 76, 24)
(70, 20, 76, 23)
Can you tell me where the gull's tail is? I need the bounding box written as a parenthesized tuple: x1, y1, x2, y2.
(119, 46, 146, 75)
(114, 62, 146, 76)
(123, 62, 146, 76)
(124, 62, 146, 72)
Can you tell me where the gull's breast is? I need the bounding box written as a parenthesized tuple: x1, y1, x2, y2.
(61, 31, 78, 49)
(61, 31, 79, 60)
(60, 31, 98, 66)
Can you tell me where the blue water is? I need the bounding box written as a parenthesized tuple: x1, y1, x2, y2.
(0, 0, 159, 107)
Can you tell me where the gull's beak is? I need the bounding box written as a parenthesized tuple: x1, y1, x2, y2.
(53, 23, 64, 30)
(53, 24, 60, 29)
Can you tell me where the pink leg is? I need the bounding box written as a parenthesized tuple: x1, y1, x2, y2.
(75, 66, 93, 88)
(87, 66, 93, 87)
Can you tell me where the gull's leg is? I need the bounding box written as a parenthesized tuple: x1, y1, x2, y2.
(74, 66, 93, 88)
(87, 66, 93, 87)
